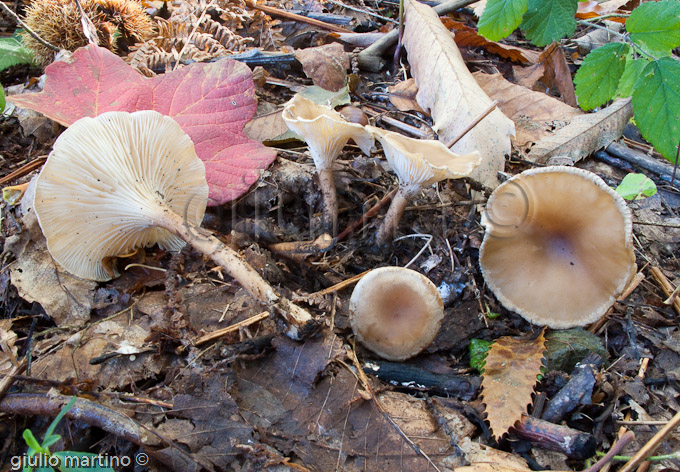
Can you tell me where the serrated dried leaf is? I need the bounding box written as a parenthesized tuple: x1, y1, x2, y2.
(474, 72, 582, 147)
(527, 98, 632, 163)
(481, 330, 546, 439)
(403, 0, 515, 188)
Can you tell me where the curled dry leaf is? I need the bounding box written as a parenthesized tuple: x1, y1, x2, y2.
(294, 43, 350, 92)
(527, 98, 633, 163)
(481, 330, 546, 440)
(441, 18, 541, 64)
(387, 78, 425, 112)
(473, 72, 582, 147)
(403, 0, 515, 188)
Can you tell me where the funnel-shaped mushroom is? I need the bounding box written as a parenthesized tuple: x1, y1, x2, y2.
(479, 166, 636, 328)
(34, 111, 313, 338)
(282, 94, 374, 235)
(366, 126, 481, 246)
(350, 266, 444, 360)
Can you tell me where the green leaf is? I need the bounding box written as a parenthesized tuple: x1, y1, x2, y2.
(52, 451, 115, 472)
(632, 57, 680, 163)
(616, 173, 657, 200)
(0, 36, 35, 72)
(478, 0, 529, 41)
(0, 85, 5, 114)
(616, 55, 649, 99)
(627, 0, 680, 55)
(574, 42, 629, 110)
(44, 397, 77, 442)
(520, 0, 578, 47)
(23, 429, 44, 453)
(469, 338, 493, 373)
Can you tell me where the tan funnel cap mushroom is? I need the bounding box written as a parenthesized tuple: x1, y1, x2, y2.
(479, 166, 636, 328)
(366, 126, 481, 245)
(282, 94, 374, 234)
(34, 110, 208, 281)
(282, 94, 374, 170)
(350, 266, 444, 360)
(367, 126, 481, 194)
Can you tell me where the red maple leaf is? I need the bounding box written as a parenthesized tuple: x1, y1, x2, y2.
(9, 45, 276, 205)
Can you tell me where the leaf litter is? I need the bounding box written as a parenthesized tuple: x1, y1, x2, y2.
(0, 0, 679, 471)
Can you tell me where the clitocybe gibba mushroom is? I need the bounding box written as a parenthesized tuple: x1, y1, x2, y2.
(349, 266, 444, 360)
(282, 94, 374, 235)
(365, 126, 481, 246)
(479, 166, 636, 328)
(34, 110, 312, 338)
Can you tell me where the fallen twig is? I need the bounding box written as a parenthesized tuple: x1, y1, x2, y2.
(618, 409, 680, 472)
(247, 1, 352, 33)
(649, 266, 680, 316)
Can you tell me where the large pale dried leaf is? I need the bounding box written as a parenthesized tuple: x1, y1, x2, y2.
(294, 43, 350, 92)
(481, 331, 546, 439)
(403, 0, 515, 188)
(8, 45, 276, 205)
(527, 98, 632, 163)
(474, 72, 582, 147)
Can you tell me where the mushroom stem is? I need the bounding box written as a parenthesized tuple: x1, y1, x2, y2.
(157, 209, 313, 339)
(376, 188, 411, 246)
(317, 168, 338, 235)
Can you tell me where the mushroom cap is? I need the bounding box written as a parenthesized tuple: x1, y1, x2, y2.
(282, 94, 374, 170)
(34, 110, 208, 281)
(366, 126, 481, 195)
(349, 266, 444, 360)
(479, 166, 636, 328)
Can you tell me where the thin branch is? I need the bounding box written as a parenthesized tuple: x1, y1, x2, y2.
(0, 2, 60, 52)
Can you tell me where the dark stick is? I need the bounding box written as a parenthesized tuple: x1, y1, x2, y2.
(511, 416, 597, 460)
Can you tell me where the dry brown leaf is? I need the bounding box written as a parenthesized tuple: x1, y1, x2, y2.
(294, 43, 350, 92)
(473, 72, 582, 147)
(0, 320, 18, 374)
(441, 19, 540, 64)
(403, 0, 515, 188)
(527, 98, 632, 163)
(387, 78, 426, 112)
(481, 330, 546, 439)
(243, 109, 289, 143)
(513, 44, 576, 106)
(576, 0, 630, 20)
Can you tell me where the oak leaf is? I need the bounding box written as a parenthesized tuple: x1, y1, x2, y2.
(403, 0, 515, 188)
(8, 45, 277, 205)
(481, 330, 546, 439)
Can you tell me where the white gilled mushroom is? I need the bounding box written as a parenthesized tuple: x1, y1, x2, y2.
(282, 94, 374, 235)
(479, 166, 636, 328)
(349, 266, 444, 360)
(365, 126, 481, 246)
(34, 110, 312, 338)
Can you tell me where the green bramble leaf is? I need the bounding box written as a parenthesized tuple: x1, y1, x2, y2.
(0, 35, 35, 72)
(478, 0, 529, 41)
(0, 85, 5, 114)
(632, 57, 680, 163)
(616, 55, 649, 99)
(574, 42, 629, 110)
(616, 173, 657, 200)
(520, 0, 577, 47)
(627, 0, 680, 55)
(469, 338, 493, 373)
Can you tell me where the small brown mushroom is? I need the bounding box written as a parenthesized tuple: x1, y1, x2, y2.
(34, 110, 313, 338)
(282, 94, 374, 235)
(349, 266, 444, 360)
(366, 126, 481, 246)
(479, 166, 636, 328)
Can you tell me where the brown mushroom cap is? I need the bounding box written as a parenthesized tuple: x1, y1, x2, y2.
(34, 110, 208, 281)
(479, 166, 636, 328)
(349, 266, 444, 360)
